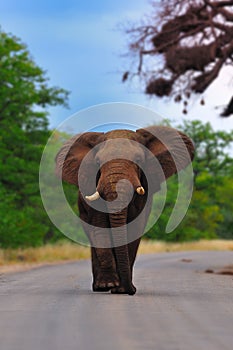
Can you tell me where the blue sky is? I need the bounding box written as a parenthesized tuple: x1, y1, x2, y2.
(1, 0, 233, 130)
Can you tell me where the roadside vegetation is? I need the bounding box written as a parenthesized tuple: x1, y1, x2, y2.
(1, 240, 233, 274)
(1, 29, 233, 269)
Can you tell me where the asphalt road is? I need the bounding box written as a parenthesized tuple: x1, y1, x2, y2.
(0, 251, 233, 350)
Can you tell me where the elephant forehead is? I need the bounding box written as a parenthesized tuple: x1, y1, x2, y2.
(105, 129, 139, 140)
(97, 138, 144, 161)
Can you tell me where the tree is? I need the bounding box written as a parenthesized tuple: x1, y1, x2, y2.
(0, 29, 69, 247)
(181, 119, 233, 178)
(123, 0, 233, 115)
(145, 119, 233, 241)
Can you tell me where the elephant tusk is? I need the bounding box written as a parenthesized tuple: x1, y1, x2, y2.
(136, 186, 145, 195)
(85, 191, 100, 201)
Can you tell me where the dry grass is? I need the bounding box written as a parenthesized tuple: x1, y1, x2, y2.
(0, 239, 232, 274)
(0, 241, 90, 273)
(138, 239, 233, 254)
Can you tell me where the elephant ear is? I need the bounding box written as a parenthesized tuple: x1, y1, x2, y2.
(136, 126, 194, 191)
(55, 132, 104, 187)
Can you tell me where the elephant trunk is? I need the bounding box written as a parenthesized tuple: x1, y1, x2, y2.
(106, 178, 136, 295)
(108, 207, 134, 294)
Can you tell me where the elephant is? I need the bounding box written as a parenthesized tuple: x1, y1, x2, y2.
(55, 126, 194, 295)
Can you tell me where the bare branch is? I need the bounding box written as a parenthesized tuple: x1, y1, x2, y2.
(218, 8, 233, 21)
(192, 58, 225, 93)
(124, 0, 233, 116)
(206, 0, 233, 8)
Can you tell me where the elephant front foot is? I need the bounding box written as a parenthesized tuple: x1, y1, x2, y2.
(92, 271, 120, 292)
(111, 283, 136, 296)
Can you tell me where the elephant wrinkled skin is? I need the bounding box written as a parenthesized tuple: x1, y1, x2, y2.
(55, 126, 194, 295)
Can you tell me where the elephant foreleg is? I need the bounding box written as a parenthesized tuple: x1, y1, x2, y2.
(91, 247, 120, 291)
(128, 238, 141, 273)
(79, 197, 120, 291)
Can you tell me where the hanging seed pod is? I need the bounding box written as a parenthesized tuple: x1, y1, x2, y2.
(200, 98, 205, 105)
(174, 94, 182, 102)
(122, 71, 129, 82)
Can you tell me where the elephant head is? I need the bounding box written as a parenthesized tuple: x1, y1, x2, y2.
(55, 126, 194, 295)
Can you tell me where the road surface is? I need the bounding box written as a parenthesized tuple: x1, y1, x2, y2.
(0, 251, 233, 350)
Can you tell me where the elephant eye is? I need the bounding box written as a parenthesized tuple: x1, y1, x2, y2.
(135, 156, 142, 164)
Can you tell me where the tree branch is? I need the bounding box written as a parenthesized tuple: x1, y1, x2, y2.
(205, 0, 233, 7)
(218, 8, 233, 21)
(124, 0, 233, 115)
(192, 58, 225, 93)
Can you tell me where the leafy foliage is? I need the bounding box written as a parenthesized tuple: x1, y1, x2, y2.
(0, 29, 69, 248)
(146, 119, 233, 241)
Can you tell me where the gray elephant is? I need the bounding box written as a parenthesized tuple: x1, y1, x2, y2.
(55, 126, 194, 295)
